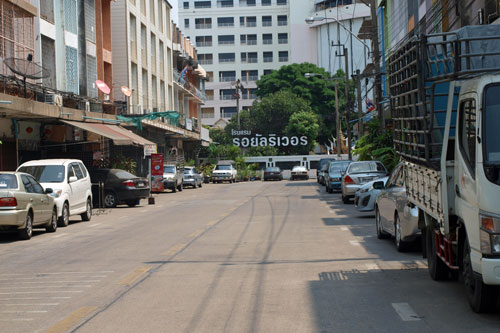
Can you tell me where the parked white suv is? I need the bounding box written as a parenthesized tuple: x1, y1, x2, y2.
(212, 160, 237, 183)
(17, 159, 93, 227)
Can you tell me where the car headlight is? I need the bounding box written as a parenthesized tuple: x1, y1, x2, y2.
(49, 189, 63, 198)
(480, 213, 500, 255)
(359, 186, 373, 194)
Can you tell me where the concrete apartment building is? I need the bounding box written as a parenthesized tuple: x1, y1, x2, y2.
(178, 0, 295, 127)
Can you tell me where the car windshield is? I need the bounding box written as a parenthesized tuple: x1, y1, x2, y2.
(265, 167, 280, 172)
(348, 162, 386, 174)
(484, 84, 500, 164)
(292, 166, 305, 171)
(329, 162, 350, 172)
(184, 169, 194, 174)
(18, 165, 65, 183)
(0, 174, 18, 189)
(164, 166, 175, 173)
(215, 165, 231, 170)
(318, 159, 334, 169)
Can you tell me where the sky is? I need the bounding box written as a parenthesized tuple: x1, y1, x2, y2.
(169, 0, 179, 25)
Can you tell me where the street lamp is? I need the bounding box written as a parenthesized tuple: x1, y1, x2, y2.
(304, 73, 343, 158)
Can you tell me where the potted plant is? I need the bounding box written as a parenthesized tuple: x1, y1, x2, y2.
(200, 163, 214, 183)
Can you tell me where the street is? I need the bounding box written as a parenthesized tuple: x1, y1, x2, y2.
(1, 180, 500, 333)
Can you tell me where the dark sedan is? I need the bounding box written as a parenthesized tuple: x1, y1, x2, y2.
(90, 169, 150, 208)
(264, 167, 283, 181)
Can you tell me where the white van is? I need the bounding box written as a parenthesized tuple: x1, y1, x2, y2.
(17, 159, 93, 227)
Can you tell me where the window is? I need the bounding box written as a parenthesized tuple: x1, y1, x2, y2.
(219, 53, 235, 63)
(217, 17, 234, 27)
(263, 51, 273, 62)
(262, 33, 272, 44)
(150, 0, 155, 24)
(221, 106, 237, 118)
(484, 85, 500, 166)
(197, 53, 213, 65)
(195, 1, 211, 8)
(277, 15, 288, 26)
(243, 88, 257, 100)
(241, 52, 257, 63)
(220, 89, 236, 100)
(40, 0, 55, 23)
(262, 16, 272, 26)
(0, 174, 17, 189)
(196, 36, 212, 47)
(202, 108, 215, 118)
(78, 162, 88, 178)
(67, 165, 75, 179)
(240, 16, 256, 27)
(277, 0, 287, 4)
(219, 70, 236, 82)
(65, 46, 78, 94)
(21, 175, 34, 193)
(183, 1, 189, 9)
(218, 35, 235, 45)
(218, 0, 233, 8)
(241, 70, 258, 81)
(262, 0, 271, 5)
(158, 0, 163, 32)
(195, 18, 212, 29)
(142, 69, 148, 107)
(264, 69, 273, 75)
(279, 51, 288, 62)
(184, 18, 189, 28)
(240, 34, 257, 45)
(28, 176, 44, 194)
(240, 0, 255, 6)
(278, 33, 288, 44)
(151, 33, 156, 70)
(71, 163, 84, 179)
(141, 24, 147, 66)
(459, 99, 476, 175)
(64, 0, 77, 34)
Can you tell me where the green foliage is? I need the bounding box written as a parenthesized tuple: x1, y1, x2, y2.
(245, 146, 279, 156)
(209, 127, 233, 145)
(353, 120, 399, 172)
(185, 159, 195, 166)
(109, 154, 137, 174)
(199, 163, 215, 177)
(285, 111, 319, 154)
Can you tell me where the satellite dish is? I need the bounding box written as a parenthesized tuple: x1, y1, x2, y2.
(121, 86, 132, 97)
(95, 80, 111, 95)
(4, 57, 50, 97)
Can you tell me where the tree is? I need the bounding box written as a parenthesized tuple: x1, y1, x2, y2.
(285, 111, 319, 155)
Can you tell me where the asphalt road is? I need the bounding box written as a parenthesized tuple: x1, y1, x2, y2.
(1, 180, 500, 333)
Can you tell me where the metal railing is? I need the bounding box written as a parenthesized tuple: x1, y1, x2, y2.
(197, 42, 213, 47)
(198, 59, 213, 65)
(278, 39, 288, 44)
(195, 24, 212, 29)
(218, 40, 235, 45)
(263, 40, 272, 45)
(220, 76, 236, 82)
(218, 23, 234, 27)
(263, 57, 273, 62)
(262, 21, 272, 27)
(219, 58, 235, 63)
(279, 57, 288, 62)
(278, 21, 288, 26)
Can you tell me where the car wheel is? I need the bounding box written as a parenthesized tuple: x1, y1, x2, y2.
(178, 183, 183, 191)
(342, 194, 350, 204)
(104, 192, 118, 208)
(172, 184, 177, 193)
(199, 182, 202, 188)
(463, 237, 499, 312)
(394, 214, 407, 252)
(426, 224, 449, 281)
(46, 207, 58, 233)
(80, 198, 92, 222)
(19, 212, 33, 240)
(375, 207, 389, 239)
(58, 202, 70, 227)
(126, 200, 138, 207)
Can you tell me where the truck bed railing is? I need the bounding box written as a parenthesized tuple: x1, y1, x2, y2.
(388, 25, 500, 169)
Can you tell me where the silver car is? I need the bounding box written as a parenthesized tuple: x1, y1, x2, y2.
(0, 172, 58, 240)
(374, 163, 420, 251)
(183, 167, 203, 188)
(354, 177, 388, 212)
(341, 161, 387, 204)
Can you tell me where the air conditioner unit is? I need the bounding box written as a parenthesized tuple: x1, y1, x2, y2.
(152, 107, 159, 113)
(45, 93, 63, 107)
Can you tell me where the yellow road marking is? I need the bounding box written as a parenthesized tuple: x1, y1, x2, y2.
(189, 229, 204, 238)
(118, 266, 151, 286)
(162, 243, 188, 256)
(206, 220, 218, 227)
(45, 306, 97, 333)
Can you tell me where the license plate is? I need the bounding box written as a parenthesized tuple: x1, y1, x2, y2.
(137, 182, 144, 187)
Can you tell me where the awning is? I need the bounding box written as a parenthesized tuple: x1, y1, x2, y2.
(61, 120, 155, 146)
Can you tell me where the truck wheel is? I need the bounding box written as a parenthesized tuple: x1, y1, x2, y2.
(426, 225, 449, 281)
(463, 238, 500, 312)
(172, 185, 177, 193)
(178, 184, 183, 191)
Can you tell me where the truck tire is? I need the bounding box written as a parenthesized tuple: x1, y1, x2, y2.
(426, 225, 449, 281)
(172, 184, 177, 193)
(178, 184, 183, 191)
(463, 238, 500, 313)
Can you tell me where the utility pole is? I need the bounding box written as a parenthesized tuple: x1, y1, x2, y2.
(356, 69, 364, 135)
(335, 80, 340, 157)
(344, 47, 352, 161)
(234, 79, 243, 129)
(370, 0, 384, 127)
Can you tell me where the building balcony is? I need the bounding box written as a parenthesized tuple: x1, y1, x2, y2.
(195, 24, 212, 29)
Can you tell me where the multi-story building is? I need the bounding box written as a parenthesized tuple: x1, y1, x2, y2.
(178, 0, 294, 127)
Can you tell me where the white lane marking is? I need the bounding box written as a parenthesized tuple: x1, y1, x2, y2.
(0, 286, 91, 289)
(10, 280, 100, 284)
(1, 303, 59, 306)
(365, 263, 381, 272)
(0, 318, 34, 322)
(89, 223, 101, 228)
(349, 240, 361, 246)
(0, 276, 105, 281)
(0, 297, 70, 301)
(0, 291, 83, 295)
(0, 271, 113, 276)
(391, 303, 422, 321)
(140, 209, 148, 213)
(52, 234, 67, 238)
(340, 226, 349, 231)
(1, 310, 48, 313)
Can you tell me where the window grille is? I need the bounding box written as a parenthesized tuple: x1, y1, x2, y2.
(64, 0, 77, 34)
(65, 46, 79, 94)
(87, 55, 97, 97)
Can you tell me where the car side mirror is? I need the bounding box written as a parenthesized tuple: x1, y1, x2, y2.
(373, 181, 385, 190)
(45, 188, 53, 194)
(69, 176, 78, 183)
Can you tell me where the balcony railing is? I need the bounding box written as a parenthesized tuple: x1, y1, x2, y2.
(198, 59, 213, 65)
(202, 112, 214, 119)
(279, 56, 289, 62)
(262, 21, 272, 27)
(218, 40, 235, 45)
(218, 23, 234, 27)
(263, 57, 273, 62)
(220, 76, 236, 82)
(246, 58, 258, 63)
(222, 112, 237, 118)
(197, 42, 213, 47)
(220, 95, 233, 100)
(195, 24, 212, 29)
(278, 21, 288, 26)
(219, 58, 235, 63)
(246, 40, 257, 45)
(243, 75, 258, 81)
(241, 22, 257, 27)
(263, 40, 272, 45)
(278, 39, 288, 44)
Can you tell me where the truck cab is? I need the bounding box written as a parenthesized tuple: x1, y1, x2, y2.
(212, 160, 237, 183)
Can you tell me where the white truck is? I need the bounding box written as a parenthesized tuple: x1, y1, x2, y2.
(211, 160, 237, 183)
(388, 25, 500, 312)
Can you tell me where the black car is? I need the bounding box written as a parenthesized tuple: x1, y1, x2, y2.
(90, 169, 150, 208)
(263, 167, 283, 181)
(316, 158, 334, 182)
